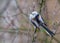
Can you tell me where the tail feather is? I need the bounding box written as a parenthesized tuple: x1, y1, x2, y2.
(41, 24, 55, 37)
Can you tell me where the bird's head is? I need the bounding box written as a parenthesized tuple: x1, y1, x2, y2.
(29, 11, 39, 20)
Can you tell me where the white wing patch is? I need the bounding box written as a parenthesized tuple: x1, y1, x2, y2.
(39, 15, 44, 23)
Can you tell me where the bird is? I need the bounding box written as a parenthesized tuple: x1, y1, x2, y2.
(29, 11, 55, 37)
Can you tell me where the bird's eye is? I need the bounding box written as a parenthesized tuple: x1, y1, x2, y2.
(32, 13, 36, 15)
(32, 14, 35, 15)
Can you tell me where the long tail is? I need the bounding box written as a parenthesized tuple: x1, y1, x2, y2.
(40, 23, 55, 37)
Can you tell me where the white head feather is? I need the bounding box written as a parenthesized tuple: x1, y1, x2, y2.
(29, 11, 39, 20)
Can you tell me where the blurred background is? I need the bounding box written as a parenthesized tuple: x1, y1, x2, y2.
(0, 0, 60, 43)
